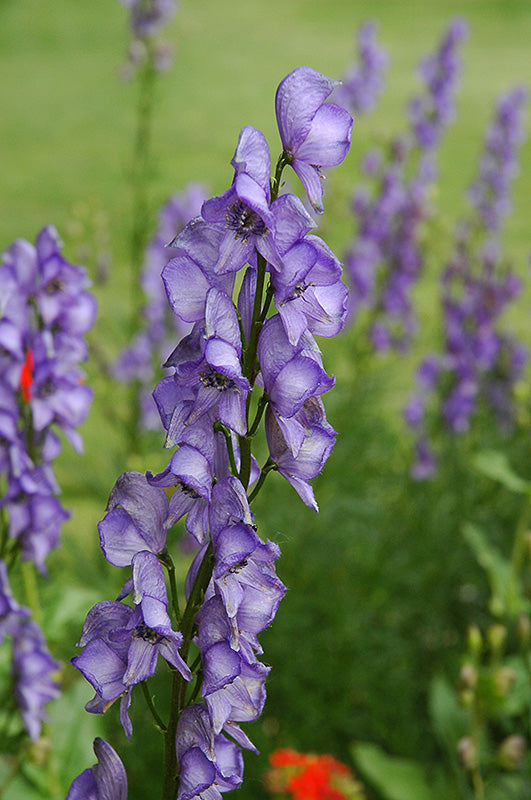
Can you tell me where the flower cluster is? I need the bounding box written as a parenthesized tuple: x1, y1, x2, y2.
(113, 184, 207, 430)
(118, 0, 176, 74)
(0, 225, 96, 570)
(71, 66, 351, 799)
(333, 20, 389, 117)
(0, 225, 95, 739)
(404, 86, 528, 479)
(345, 18, 467, 352)
(265, 748, 366, 800)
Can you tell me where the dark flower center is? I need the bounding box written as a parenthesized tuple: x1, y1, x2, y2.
(177, 480, 201, 500)
(44, 277, 65, 294)
(200, 370, 235, 392)
(226, 200, 268, 241)
(132, 623, 163, 645)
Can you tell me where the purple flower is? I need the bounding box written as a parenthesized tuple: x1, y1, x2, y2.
(334, 21, 390, 116)
(72, 552, 191, 738)
(66, 737, 128, 800)
(98, 471, 170, 566)
(201, 126, 282, 274)
(275, 67, 353, 212)
(176, 704, 244, 800)
(258, 315, 334, 419)
(118, 0, 176, 39)
(11, 618, 61, 741)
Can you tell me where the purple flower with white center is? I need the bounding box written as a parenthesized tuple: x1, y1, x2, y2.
(275, 67, 353, 213)
(98, 471, 170, 566)
(11, 618, 61, 741)
(258, 315, 334, 419)
(201, 126, 282, 274)
(66, 737, 128, 800)
(334, 21, 390, 116)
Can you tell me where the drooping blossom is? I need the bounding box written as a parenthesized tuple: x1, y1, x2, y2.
(276, 67, 353, 212)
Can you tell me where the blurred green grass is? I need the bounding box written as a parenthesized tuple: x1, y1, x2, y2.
(1, 1, 531, 798)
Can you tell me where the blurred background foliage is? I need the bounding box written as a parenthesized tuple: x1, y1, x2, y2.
(1, 1, 531, 798)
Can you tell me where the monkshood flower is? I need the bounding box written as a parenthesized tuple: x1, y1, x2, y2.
(66, 737, 128, 800)
(275, 67, 353, 213)
(176, 704, 244, 800)
(345, 20, 467, 351)
(98, 471, 170, 566)
(73, 65, 350, 800)
(72, 551, 191, 739)
(334, 20, 389, 116)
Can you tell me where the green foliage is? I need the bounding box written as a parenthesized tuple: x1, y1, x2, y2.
(351, 742, 443, 800)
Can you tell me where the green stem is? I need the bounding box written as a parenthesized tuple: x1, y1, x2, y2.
(159, 549, 181, 623)
(141, 681, 167, 733)
(247, 393, 268, 438)
(214, 422, 238, 477)
(21, 560, 41, 627)
(248, 458, 276, 504)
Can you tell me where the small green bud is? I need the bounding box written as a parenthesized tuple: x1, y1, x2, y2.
(467, 625, 482, 656)
(459, 688, 475, 709)
(487, 624, 507, 656)
(498, 735, 526, 770)
(457, 737, 477, 770)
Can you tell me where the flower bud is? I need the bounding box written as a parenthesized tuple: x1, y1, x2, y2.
(459, 662, 478, 690)
(459, 688, 475, 709)
(493, 666, 517, 698)
(498, 735, 526, 770)
(457, 737, 477, 770)
(517, 613, 531, 648)
(487, 624, 507, 656)
(467, 625, 482, 656)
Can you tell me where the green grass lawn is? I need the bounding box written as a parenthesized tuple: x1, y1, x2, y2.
(1, 1, 531, 798)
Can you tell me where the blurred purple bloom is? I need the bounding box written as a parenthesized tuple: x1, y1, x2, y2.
(118, 0, 176, 39)
(334, 21, 390, 115)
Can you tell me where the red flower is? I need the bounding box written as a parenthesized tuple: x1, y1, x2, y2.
(20, 349, 35, 403)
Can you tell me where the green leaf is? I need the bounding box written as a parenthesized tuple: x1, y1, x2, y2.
(351, 742, 439, 800)
(473, 450, 529, 494)
(462, 522, 513, 616)
(429, 675, 468, 751)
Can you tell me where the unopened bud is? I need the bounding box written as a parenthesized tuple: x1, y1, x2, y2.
(457, 737, 477, 770)
(493, 666, 517, 698)
(459, 662, 478, 690)
(498, 735, 526, 770)
(467, 625, 482, 656)
(487, 624, 507, 656)
(459, 688, 475, 709)
(517, 613, 531, 648)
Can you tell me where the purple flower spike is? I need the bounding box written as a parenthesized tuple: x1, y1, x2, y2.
(275, 67, 353, 212)
(66, 737, 128, 800)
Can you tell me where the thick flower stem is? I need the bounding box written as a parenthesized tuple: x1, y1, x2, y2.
(160, 543, 214, 800)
